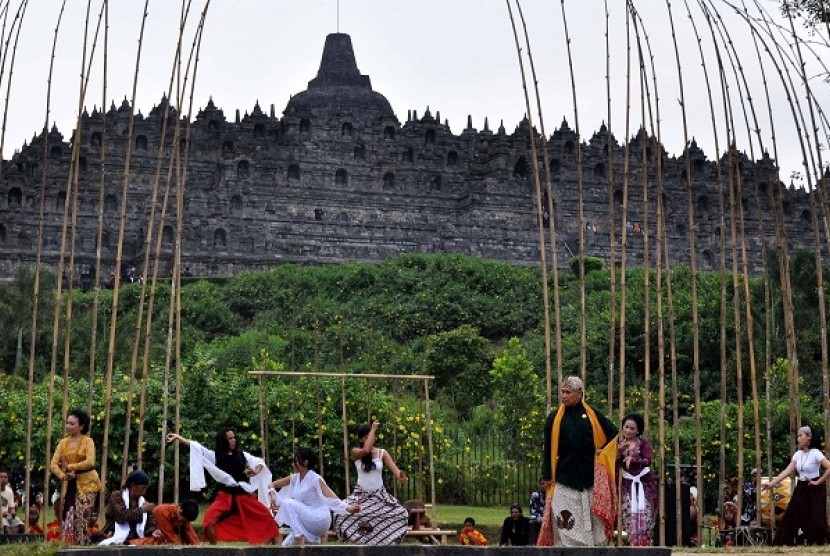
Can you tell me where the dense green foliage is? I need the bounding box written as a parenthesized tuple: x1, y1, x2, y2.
(0, 252, 827, 511)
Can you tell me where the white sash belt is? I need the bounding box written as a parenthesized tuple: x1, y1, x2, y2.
(99, 489, 146, 545)
(622, 466, 650, 514)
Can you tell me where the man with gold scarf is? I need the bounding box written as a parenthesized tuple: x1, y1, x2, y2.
(538, 376, 618, 546)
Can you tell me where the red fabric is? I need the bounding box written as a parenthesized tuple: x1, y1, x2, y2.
(45, 519, 61, 541)
(536, 492, 554, 546)
(590, 462, 616, 541)
(203, 491, 279, 544)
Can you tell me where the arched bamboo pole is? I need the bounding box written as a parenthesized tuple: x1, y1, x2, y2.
(512, 0, 561, 408)
(169, 2, 211, 500)
(61, 0, 104, 430)
(100, 0, 150, 502)
(505, 0, 553, 409)
(618, 3, 633, 460)
(88, 0, 109, 416)
(39, 0, 68, 526)
(782, 2, 830, 458)
(558, 0, 588, 382)
(705, 0, 780, 526)
(666, 0, 704, 537)
(125, 0, 195, 473)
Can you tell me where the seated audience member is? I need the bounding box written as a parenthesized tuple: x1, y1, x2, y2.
(99, 469, 156, 545)
(499, 503, 530, 546)
(0, 469, 24, 534)
(459, 516, 488, 545)
(131, 500, 200, 545)
(528, 478, 545, 545)
(45, 500, 62, 541)
(27, 503, 43, 535)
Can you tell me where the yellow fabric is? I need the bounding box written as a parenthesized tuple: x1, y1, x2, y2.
(584, 404, 616, 484)
(50, 436, 103, 496)
(545, 402, 617, 501)
(545, 405, 565, 498)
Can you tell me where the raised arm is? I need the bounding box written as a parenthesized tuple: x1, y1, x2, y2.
(351, 420, 380, 460)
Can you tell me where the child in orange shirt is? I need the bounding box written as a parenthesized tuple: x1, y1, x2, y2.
(459, 517, 488, 546)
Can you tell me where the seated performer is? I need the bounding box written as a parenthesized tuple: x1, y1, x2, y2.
(99, 469, 156, 545)
(131, 500, 200, 545)
(335, 421, 409, 545)
(167, 428, 280, 544)
(269, 447, 361, 545)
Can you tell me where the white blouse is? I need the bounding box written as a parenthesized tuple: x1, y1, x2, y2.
(792, 448, 826, 480)
(355, 448, 385, 491)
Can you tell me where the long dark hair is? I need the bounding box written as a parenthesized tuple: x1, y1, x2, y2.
(214, 426, 244, 469)
(356, 423, 376, 473)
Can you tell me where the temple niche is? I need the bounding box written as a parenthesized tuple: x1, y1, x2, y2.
(0, 33, 814, 282)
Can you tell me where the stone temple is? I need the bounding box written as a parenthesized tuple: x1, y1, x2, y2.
(0, 33, 818, 282)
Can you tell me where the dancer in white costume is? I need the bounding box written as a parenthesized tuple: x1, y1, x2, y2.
(269, 447, 360, 545)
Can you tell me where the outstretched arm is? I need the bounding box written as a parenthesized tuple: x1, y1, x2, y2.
(166, 433, 192, 448)
(319, 478, 360, 513)
(763, 460, 796, 490)
(269, 475, 291, 489)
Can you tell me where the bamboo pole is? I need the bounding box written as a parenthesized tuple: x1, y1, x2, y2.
(558, 0, 588, 382)
(88, 0, 109, 416)
(782, 0, 830, 463)
(505, 0, 553, 409)
(341, 376, 350, 495)
(127, 0, 194, 472)
(101, 0, 150, 500)
(705, 1, 773, 528)
(513, 0, 560, 408)
(668, 0, 705, 537)
(39, 0, 68, 529)
(603, 0, 619, 420)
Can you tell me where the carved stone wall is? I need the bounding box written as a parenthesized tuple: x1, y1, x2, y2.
(0, 33, 817, 283)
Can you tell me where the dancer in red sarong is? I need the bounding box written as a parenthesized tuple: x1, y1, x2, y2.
(167, 428, 280, 544)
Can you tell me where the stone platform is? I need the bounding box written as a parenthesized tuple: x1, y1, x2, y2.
(60, 546, 672, 556)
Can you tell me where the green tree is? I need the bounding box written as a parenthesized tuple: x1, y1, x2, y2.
(490, 337, 545, 456)
(425, 325, 492, 419)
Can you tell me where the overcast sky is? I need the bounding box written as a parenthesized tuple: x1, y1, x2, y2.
(3, 1, 826, 183)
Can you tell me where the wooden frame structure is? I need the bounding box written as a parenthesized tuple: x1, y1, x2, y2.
(250, 370, 438, 521)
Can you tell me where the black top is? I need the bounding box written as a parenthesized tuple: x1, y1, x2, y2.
(216, 450, 249, 495)
(541, 401, 617, 490)
(500, 515, 531, 545)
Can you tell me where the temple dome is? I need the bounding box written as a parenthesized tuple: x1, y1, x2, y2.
(284, 33, 395, 119)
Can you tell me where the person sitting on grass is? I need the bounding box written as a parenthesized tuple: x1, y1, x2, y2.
(27, 503, 43, 535)
(459, 517, 488, 545)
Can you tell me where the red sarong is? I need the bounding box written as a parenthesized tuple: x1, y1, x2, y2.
(203, 491, 279, 544)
